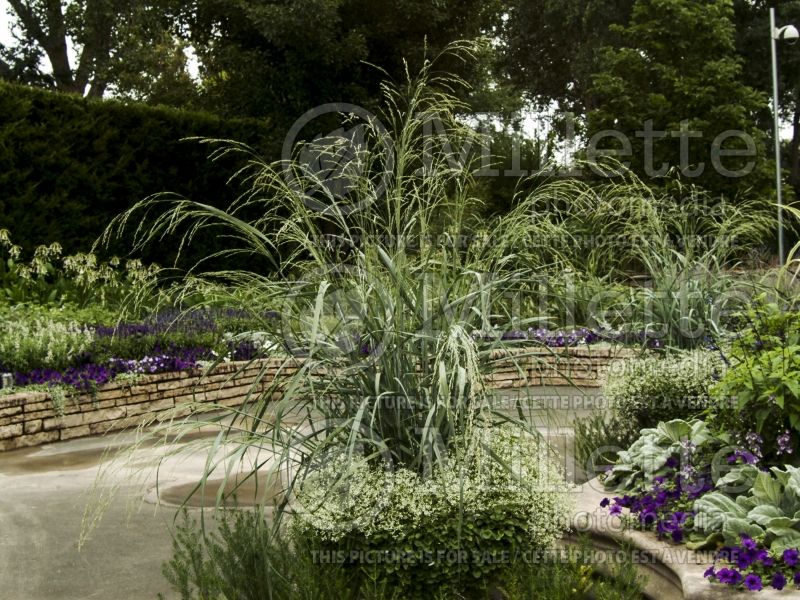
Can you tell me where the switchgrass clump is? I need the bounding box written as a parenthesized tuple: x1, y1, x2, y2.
(99, 43, 571, 504)
(89, 45, 584, 599)
(507, 172, 773, 347)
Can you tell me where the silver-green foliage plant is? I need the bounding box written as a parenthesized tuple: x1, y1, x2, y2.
(603, 419, 718, 494)
(292, 425, 573, 596)
(603, 349, 725, 437)
(694, 464, 800, 555)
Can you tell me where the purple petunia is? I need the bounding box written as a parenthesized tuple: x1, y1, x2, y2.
(740, 535, 757, 551)
(743, 573, 762, 591)
(736, 550, 758, 570)
(771, 572, 787, 590)
(783, 548, 799, 567)
(717, 568, 742, 585)
(757, 549, 774, 567)
(639, 509, 658, 526)
(727, 449, 758, 465)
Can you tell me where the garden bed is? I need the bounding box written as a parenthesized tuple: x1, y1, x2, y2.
(0, 344, 633, 451)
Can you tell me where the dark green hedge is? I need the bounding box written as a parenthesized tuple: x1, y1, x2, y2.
(0, 82, 281, 265)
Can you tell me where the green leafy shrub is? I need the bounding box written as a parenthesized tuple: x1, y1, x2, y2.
(292, 425, 574, 598)
(0, 229, 159, 309)
(604, 349, 724, 439)
(0, 81, 279, 265)
(709, 300, 800, 461)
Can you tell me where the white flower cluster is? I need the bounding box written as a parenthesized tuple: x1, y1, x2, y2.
(293, 425, 574, 551)
(108, 354, 179, 374)
(222, 331, 279, 352)
(0, 318, 95, 372)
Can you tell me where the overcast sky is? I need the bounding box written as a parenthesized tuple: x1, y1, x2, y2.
(0, 1, 14, 47)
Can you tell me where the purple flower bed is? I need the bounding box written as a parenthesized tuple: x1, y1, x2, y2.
(6, 303, 272, 395)
(92, 307, 262, 338)
(601, 451, 713, 545)
(704, 535, 800, 591)
(14, 347, 214, 391)
(12, 339, 264, 392)
(476, 327, 663, 348)
(14, 363, 122, 391)
(4, 310, 664, 395)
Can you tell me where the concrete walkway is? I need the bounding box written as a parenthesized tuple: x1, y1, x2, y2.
(0, 386, 603, 600)
(0, 433, 186, 600)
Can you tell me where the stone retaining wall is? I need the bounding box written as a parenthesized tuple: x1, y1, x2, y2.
(0, 345, 633, 451)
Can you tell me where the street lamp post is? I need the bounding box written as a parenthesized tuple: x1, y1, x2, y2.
(770, 8, 799, 265)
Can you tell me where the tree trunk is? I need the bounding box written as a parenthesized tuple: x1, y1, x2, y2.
(6, 0, 117, 97)
(0, 57, 12, 80)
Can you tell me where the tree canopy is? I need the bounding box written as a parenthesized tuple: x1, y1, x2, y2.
(586, 0, 772, 198)
(1, 0, 796, 204)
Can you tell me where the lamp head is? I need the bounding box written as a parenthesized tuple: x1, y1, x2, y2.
(775, 25, 800, 44)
